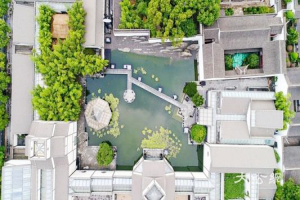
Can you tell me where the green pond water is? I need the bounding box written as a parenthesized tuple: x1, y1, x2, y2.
(87, 51, 200, 169)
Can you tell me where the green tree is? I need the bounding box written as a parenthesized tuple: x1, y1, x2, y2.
(275, 92, 295, 130)
(0, 19, 10, 48)
(32, 1, 108, 121)
(97, 142, 114, 166)
(192, 93, 204, 107)
(275, 178, 300, 200)
(180, 18, 197, 37)
(0, 52, 6, 70)
(287, 28, 299, 45)
(225, 8, 234, 16)
(183, 82, 197, 98)
(0, 105, 8, 130)
(190, 124, 206, 143)
(243, 53, 259, 69)
(285, 10, 296, 23)
(137, 1, 148, 16)
(0, 0, 10, 18)
(274, 150, 280, 163)
(225, 55, 233, 70)
(197, 0, 221, 26)
(290, 52, 298, 63)
(119, 0, 143, 29)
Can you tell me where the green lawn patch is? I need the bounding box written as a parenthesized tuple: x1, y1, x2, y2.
(224, 173, 245, 200)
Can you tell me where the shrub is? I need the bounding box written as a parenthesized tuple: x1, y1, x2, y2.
(224, 173, 245, 200)
(119, 0, 143, 29)
(197, 0, 221, 26)
(97, 142, 114, 166)
(275, 178, 300, 200)
(243, 6, 274, 14)
(190, 124, 206, 143)
(225, 55, 233, 70)
(192, 93, 204, 107)
(225, 8, 234, 16)
(284, 0, 292, 3)
(287, 28, 299, 45)
(136, 1, 147, 17)
(243, 6, 275, 14)
(0, 52, 6, 70)
(0, 19, 10, 48)
(274, 168, 282, 183)
(0, 146, 5, 168)
(290, 52, 298, 63)
(243, 53, 259, 69)
(180, 18, 197, 37)
(118, 0, 220, 44)
(183, 82, 197, 98)
(275, 92, 295, 130)
(0, 0, 10, 18)
(286, 10, 296, 23)
(274, 150, 280, 163)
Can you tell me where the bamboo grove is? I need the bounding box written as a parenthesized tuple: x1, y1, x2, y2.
(32, 0, 108, 121)
(0, 0, 11, 131)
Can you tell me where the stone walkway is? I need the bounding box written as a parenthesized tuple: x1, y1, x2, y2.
(105, 35, 199, 60)
(80, 146, 117, 170)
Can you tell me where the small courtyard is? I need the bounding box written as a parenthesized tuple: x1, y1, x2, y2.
(85, 50, 201, 169)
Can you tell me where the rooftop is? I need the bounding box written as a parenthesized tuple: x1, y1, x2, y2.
(203, 15, 286, 80)
(204, 144, 277, 174)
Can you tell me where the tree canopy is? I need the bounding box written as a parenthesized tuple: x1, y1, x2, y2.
(0, 0, 10, 18)
(192, 93, 204, 107)
(275, 92, 295, 130)
(183, 82, 197, 98)
(0, 47, 10, 131)
(275, 178, 300, 200)
(32, 1, 108, 121)
(197, 0, 221, 26)
(97, 142, 114, 166)
(119, 0, 220, 43)
(190, 124, 206, 143)
(0, 19, 10, 48)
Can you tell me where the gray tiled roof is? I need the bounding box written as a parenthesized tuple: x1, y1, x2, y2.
(204, 29, 219, 43)
(209, 144, 277, 174)
(288, 86, 300, 124)
(262, 40, 286, 74)
(286, 68, 300, 86)
(220, 29, 270, 50)
(259, 174, 277, 199)
(203, 15, 286, 79)
(215, 15, 282, 32)
(13, 3, 35, 45)
(287, 125, 300, 136)
(220, 97, 250, 115)
(284, 146, 300, 169)
(11, 49, 34, 135)
(203, 43, 225, 79)
(285, 170, 300, 184)
(83, 0, 104, 48)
